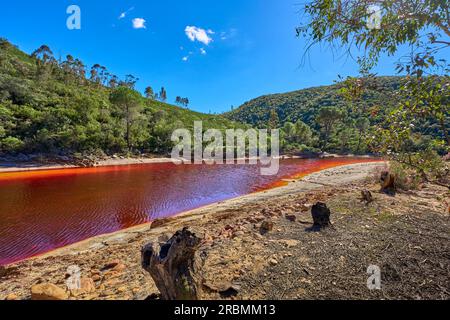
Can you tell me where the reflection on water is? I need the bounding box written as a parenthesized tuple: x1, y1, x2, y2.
(0, 158, 378, 265)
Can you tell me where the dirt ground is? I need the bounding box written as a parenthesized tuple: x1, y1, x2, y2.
(1, 162, 449, 300)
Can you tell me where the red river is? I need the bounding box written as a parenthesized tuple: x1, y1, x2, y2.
(0, 158, 380, 265)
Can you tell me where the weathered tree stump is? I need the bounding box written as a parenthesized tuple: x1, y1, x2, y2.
(141, 227, 204, 300)
(260, 219, 274, 235)
(311, 202, 331, 228)
(361, 190, 373, 204)
(380, 171, 396, 194)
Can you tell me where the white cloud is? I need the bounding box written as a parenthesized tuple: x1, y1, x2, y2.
(185, 26, 213, 45)
(119, 7, 134, 19)
(132, 18, 146, 29)
(182, 56, 189, 62)
(200, 48, 207, 55)
(220, 28, 238, 40)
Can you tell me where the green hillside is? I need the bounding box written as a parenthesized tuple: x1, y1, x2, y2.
(0, 38, 244, 157)
(226, 76, 402, 128)
(225, 76, 447, 154)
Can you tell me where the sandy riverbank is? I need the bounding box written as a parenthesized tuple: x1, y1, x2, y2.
(1, 161, 448, 300)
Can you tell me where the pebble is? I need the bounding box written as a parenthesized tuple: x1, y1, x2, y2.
(269, 259, 278, 266)
(5, 293, 18, 300)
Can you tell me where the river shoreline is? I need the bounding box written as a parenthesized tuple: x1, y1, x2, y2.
(0, 157, 174, 173)
(0, 154, 376, 174)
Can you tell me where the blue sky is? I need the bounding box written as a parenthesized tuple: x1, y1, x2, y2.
(0, 0, 407, 113)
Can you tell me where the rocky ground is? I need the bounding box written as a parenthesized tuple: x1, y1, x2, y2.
(0, 163, 449, 300)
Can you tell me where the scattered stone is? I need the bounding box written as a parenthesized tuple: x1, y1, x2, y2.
(5, 293, 18, 300)
(117, 286, 127, 293)
(31, 283, 68, 300)
(285, 214, 297, 222)
(103, 260, 120, 270)
(299, 204, 310, 212)
(277, 239, 299, 248)
(269, 259, 278, 266)
(80, 277, 96, 293)
(233, 231, 245, 238)
(100, 290, 115, 297)
(219, 284, 240, 298)
(70, 277, 96, 297)
(0, 266, 18, 278)
(112, 263, 126, 273)
(92, 274, 102, 282)
(254, 233, 264, 240)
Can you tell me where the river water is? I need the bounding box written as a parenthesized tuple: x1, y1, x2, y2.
(0, 158, 378, 265)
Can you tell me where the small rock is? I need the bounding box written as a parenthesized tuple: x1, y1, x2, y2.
(31, 283, 68, 301)
(285, 214, 297, 222)
(92, 274, 102, 282)
(101, 290, 115, 297)
(233, 231, 245, 238)
(117, 286, 127, 293)
(81, 277, 96, 293)
(103, 260, 120, 270)
(5, 293, 18, 300)
(112, 263, 126, 272)
(269, 259, 278, 266)
(70, 277, 96, 297)
(254, 233, 263, 240)
(254, 215, 265, 223)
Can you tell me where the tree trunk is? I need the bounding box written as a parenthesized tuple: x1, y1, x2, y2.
(126, 104, 131, 151)
(141, 228, 204, 300)
(439, 118, 450, 147)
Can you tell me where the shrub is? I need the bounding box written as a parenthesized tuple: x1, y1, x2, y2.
(389, 161, 421, 191)
(1, 136, 25, 153)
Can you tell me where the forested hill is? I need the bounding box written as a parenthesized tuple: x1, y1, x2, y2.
(225, 76, 403, 129)
(0, 38, 243, 157)
(224, 76, 448, 154)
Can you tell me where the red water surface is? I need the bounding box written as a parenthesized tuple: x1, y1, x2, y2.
(0, 158, 380, 265)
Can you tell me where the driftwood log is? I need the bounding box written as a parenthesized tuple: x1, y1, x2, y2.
(311, 202, 331, 228)
(141, 227, 204, 300)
